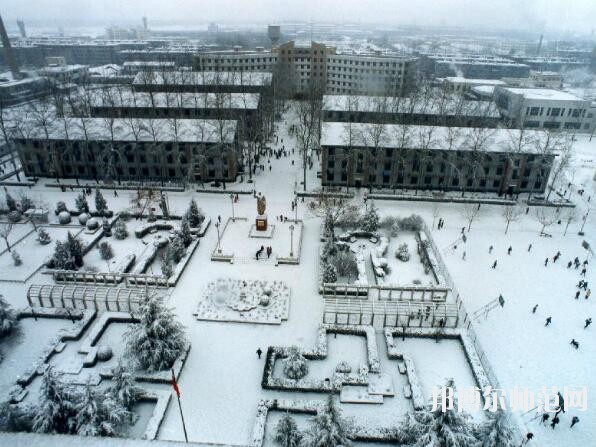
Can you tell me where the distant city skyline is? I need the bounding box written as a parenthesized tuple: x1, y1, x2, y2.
(3, 0, 596, 36)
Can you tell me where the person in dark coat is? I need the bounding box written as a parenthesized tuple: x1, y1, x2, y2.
(256, 348, 262, 359)
(545, 316, 552, 326)
(570, 416, 580, 428)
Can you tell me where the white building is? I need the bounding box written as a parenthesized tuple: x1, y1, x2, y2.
(494, 87, 595, 132)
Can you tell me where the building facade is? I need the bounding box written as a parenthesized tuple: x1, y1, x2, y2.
(320, 122, 555, 195)
(494, 86, 595, 132)
(14, 118, 240, 183)
(419, 53, 530, 80)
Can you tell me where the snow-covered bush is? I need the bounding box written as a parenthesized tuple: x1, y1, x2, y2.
(322, 263, 338, 283)
(119, 210, 131, 222)
(47, 232, 84, 270)
(335, 361, 352, 374)
(283, 346, 308, 380)
(166, 235, 186, 264)
(274, 413, 302, 447)
(19, 195, 33, 212)
(99, 242, 114, 261)
(147, 208, 157, 222)
(35, 228, 51, 245)
(399, 215, 423, 231)
(321, 239, 338, 260)
(185, 199, 205, 228)
(86, 217, 99, 230)
(5, 193, 17, 211)
(0, 295, 17, 338)
(74, 384, 128, 437)
(58, 211, 72, 224)
(474, 409, 516, 447)
(7, 210, 21, 223)
(78, 213, 90, 225)
(113, 220, 128, 240)
(396, 243, 410, 262)
(125, 293, 187, 372)
(160, 253, 173, 278)
(75, 193, 89, 213)
(178, 217, 192, 247)
(11, 250, 22, 266)
(329, 251, 357, 277)
(32, 367, 79, 434)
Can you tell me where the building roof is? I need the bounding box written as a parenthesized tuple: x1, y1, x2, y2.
(498, 87, 586, 102)
(14, 118, 237, 144)
(132, 71, 272, 87)
(321, 122, 547, 154)
(444, 77, 506, 86)
(322, 95, 500, 117)
(88, 88, 260, 110)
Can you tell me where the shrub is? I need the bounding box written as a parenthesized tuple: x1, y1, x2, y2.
(283, 346, 308, 380)
(329, 251, 357, 277)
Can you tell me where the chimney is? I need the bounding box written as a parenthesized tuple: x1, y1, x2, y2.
(17, 19, 26, 38)
(0, 14, 22, 80)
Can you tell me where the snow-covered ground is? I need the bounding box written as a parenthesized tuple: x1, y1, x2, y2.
(0, 104, 595, 446)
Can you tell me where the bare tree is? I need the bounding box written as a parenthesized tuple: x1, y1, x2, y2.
(0, 222, 13, 252)
(534, 130, 573, 201)
(461, 202, 482, 231)
(502, 203, 524, 234)
(535, 207, 558, 235)
(562, 207, 578, 236)
(0, 101, 21, 181)
(308, 192, 360, 240)
(295, 86, 322, 191)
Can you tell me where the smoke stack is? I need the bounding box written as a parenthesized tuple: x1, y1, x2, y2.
(0, 14, 22, 80)
(17, 19, 26, 38)
(142, 16, 148, 31)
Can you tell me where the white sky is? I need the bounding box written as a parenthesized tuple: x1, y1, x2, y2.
(3, 0, 596, 34)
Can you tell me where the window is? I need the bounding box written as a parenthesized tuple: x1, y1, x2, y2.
(529, 107, 540, 116)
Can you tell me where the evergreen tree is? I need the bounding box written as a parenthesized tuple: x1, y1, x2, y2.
(322, 263, 338, 283)
(99, 242, 114, 261)
(124, 293, 186, 372)
(475, 410, 516, 447)
(19, 195, 34, 212)
(274, 413, 302, 447)
(396, 243, 410, 262)
(55, 201, 68, 214)
(74, 384, 127, 437)
(178, 217, 193, 247)
(37, 228, 52, 245)
(66, 232, 84, 267)
(0, 401, 36, 432)
(11, 250, 22, 266)
(160, 253, 174, 278)
(113, 220, 128, 240)
(282, 346, 308, 380)
(302, 395, 351, 447)
(5, 192, 17, 211)
(159, 194, 169, 218)
(167, 235, 186, 263)
(95, 189, 108, 215)
(360, 202, 380, 232)
(109, 360, 144, 410)
(321, 239, 337, 261)
(186, 199, 204, 228)
(49, 240, 76, 270)
(0, 295, 17, 338)
(397, 378, 479, 447)
(75, 194, 89, 213)
(33, 367, 78, 434)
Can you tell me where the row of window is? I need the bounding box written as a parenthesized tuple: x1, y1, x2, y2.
(526, 106, 586, 118)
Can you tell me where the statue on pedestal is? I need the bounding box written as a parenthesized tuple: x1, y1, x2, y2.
(256, 195, 268, 231)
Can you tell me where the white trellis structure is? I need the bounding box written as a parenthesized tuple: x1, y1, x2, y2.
(321, 283, 449, 301)
(27, 284, 159, 312)
(323, 297, 459, 328)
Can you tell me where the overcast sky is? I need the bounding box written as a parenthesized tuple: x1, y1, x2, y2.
(3, 0, 596, 35)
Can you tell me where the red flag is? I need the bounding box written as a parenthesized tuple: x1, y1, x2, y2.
(171, 370, 180, 397)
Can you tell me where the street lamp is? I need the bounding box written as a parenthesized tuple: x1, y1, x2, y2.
(293, 194, 298, 221)
(579, 209, 590, 235)
(230, 193, 235, 221)
(289, 224, 295, 257)
(215, 221, 222, 253)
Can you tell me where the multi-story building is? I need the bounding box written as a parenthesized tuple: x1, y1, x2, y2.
(0, 74, 49, 106)
(132, 70, 272, 94)
(501, 71, 563, 89)
(14, 118, 239, 183)
(320, 122, 555, 195)
(441, 77, 506, 95)
(494, 86, 595, 132)
(511, 56, 588, 72)
(193, 41, 416, 96)
(419, 53, 530, 80)
(322, 95, 501, 128)
(121, 61, 177, 75)
(83, 89, 266, 141)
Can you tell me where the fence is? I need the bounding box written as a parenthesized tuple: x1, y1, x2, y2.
(321, 283, 449, 302)
(420, 219, 525, 440)
(49, 270, 170, 287)
(26, 283, 158, 312)
(323, 297, 459, 328)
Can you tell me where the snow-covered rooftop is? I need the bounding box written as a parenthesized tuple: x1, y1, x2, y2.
(321, 122, 547, 154)
(444, 77, 507, 86)
(498, 87, 587, 102)
(322, 95, 499, 117)
(87, 88, 260, 110)
(14, 118, 237, 144)
(132, 71, 272, 87)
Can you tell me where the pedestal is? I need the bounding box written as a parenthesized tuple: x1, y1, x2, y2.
(256, 214, 268, 231)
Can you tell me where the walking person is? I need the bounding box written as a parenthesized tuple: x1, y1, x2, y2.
(586, 289, 591, 299)
(492, 260, 497, 269)
(256, 348, 263, 359)
(570, 339, 579, 349)
(545, 258, 549, 267)
(570, 416, 580, 428)
(545, 316, 552, 326)
(581, 267, 587, 277)
(462, 251, 466, 261)
(508, 246, 512, 255)
(575, 290, 581, 299)
(528, 244, 532, 252)
(489, 245, 493, 254)
(584, 318, 592, 329)
(532, 304, 539, 313)
(550, 415, 560, 429)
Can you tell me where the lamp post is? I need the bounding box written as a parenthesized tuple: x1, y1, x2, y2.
(230, 193, 235, 221)
(289, 224, 295, 257)
(215, 221, 222, 253)
(293, 194, 298, 221)
(579, 209, 590, 235)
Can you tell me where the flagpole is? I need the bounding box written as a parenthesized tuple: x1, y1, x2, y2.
(172, 368, 189, 443)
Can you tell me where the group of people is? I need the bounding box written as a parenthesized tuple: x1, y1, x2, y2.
(255, 245, 273, 260)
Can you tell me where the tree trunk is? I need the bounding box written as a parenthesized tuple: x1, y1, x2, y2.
(505, 220, 510, 234)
